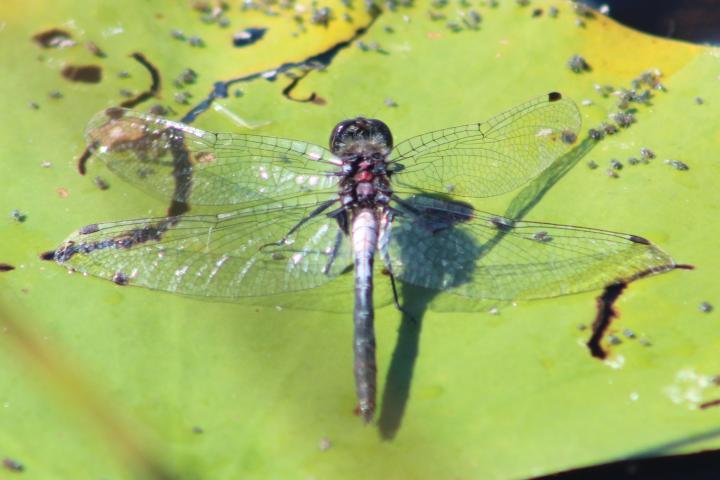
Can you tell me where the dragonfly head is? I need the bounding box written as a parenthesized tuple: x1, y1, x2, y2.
(329, 117, 393, 158)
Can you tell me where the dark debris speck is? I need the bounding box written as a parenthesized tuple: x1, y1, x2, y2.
(567, 54, 591, 73)
(611, 111, 635, 128)
(3, 458, 24, 472)
(10, 209, 27, 222)
(601, 122, 618, 135)
(93, 176, 110, 190)
(149, 104, 169, 116)
(665, 159, 689, 171)
(588, 128, 604, 140)
(188, 36, 205, 47)
(640, 147, 655, 160)
(623, 328, 636, 339)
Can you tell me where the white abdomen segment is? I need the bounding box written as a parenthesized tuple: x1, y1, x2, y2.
(351, 208, 378, 422)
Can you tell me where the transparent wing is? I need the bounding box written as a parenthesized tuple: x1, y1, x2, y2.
(52, 199, 352, 299)
(85, 108, 340, 207)
(388, 196, 675, 300)
(391, 93, 581, 198)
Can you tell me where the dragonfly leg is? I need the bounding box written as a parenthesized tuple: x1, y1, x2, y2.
(259, 198, 337, 250)
(322, 228, 344, 275)
(377, 209, 416, 322)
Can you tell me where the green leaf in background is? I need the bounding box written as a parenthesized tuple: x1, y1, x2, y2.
(1, 0, 719, 479)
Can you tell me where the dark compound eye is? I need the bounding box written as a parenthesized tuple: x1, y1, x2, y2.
(329, 117, 393, 154)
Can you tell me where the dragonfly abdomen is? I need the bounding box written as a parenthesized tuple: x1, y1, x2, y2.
(351, 208, 378, 422)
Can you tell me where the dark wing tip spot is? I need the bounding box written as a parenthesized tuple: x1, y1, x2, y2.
(629, 235, 651, 245)
(548, 91, 562, 102)
(39, 250, 56, 261)
(0, 263, 15, 272)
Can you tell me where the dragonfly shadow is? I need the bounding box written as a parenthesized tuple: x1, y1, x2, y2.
(378, 137, 596, 439)
(378, 195, 479, 439)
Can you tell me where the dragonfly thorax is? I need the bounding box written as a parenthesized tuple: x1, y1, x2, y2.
(332, 117, 394, 209)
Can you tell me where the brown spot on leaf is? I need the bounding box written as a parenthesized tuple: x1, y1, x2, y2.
(32, 28, 75, 48)
(61, 64, 102, 83)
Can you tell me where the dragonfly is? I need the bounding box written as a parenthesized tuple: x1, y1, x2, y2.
(48, 92, 678, 422)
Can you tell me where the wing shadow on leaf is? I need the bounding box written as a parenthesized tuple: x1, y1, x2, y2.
(378, 137, 596, 439)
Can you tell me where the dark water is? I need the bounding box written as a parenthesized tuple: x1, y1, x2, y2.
(582, 0, 720, 44)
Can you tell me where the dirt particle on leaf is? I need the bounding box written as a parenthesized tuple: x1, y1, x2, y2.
(3, 458, 24, 472)
(567, 55, 591, 73)
(86, 41, 106, 57)
(10, 209, 27, 222)
(94, 176, 110, 190)
(665, 159, 689, 171)
(318, 436, 332, 451)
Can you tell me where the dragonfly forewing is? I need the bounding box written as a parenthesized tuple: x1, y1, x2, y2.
(85, 108, 339, 208)
(391, 93, 581, 198)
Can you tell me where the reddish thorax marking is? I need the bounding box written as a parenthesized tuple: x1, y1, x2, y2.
(354, 170, 374, 182)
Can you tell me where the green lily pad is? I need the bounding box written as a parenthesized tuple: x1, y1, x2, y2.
(1, 1, 719, 479)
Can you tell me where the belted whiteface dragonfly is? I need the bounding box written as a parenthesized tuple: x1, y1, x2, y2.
(49, 92, 677, 422)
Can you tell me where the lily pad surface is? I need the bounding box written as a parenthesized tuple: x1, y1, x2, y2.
(1, 1, 719, 479)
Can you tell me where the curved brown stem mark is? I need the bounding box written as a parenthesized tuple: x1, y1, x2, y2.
(78, 52, 162, 174)
(282, 70, 322, 104)
(587, 282, 627, 359)
(180, 15, 378, 123)
(700, 399, 720, 410)
(587, 264, 694, 359)
(120, 52, 161, 109)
